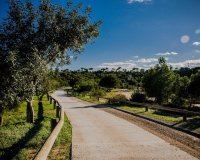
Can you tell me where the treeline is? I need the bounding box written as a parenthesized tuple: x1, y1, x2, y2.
(0, 0, 100, 126)
(56, 57, 200, 109)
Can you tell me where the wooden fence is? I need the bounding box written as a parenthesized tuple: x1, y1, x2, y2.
(34, 92, 64, 160)
(77, 93, 200, 122)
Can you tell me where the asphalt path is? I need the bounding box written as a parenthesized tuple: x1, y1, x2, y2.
(52, 90, 197, 160)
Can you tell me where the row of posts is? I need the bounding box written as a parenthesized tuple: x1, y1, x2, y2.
(144, 105, 187, 121)
(48, 95, 62, 131)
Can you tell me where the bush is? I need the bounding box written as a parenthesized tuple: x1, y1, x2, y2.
(130, 92, 146, 103)
(110, 94, 127, 104)
(170, 94, 188, 108)
(91, 89, 106, 97)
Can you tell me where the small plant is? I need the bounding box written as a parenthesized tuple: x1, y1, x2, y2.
(91, 89, 106, 97)
(110, 94, 127, 104)
(130, 92, 146, 103)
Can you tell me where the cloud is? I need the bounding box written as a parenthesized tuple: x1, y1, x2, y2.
(193, 42, 200, 46)
(136, 58, 158, 63)
(156, 52, 178, 56)
(127, 0, 151, 4)
(98, 57, 159, 70)
(169, 59, 200, 68)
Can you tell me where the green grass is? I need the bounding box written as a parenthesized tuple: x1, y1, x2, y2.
(48, 114, 72, 160)
(179, 115, 200, 132)
(0, 95, 55, 160)
(77, 95, 100, 103)
(103, 89, 117, 98)
(117, 105, 200, 133)
(118, 106, 183, 123)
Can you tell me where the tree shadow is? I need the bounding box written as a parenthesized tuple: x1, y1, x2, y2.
(178, 117, 200, 132)
(0, 117, 44, 160)
(70, 103, 200, 138)
(152, 110, 181, 118)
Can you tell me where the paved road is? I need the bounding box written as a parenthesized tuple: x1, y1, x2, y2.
(52, 90, 197, 160)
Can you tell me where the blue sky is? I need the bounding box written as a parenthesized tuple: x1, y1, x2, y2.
(1, 0, 200, 70)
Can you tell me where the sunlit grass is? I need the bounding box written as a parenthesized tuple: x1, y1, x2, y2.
(48, 114, 72, 160)
(0, 95, 55, 160)
(118, 106, 182, 123)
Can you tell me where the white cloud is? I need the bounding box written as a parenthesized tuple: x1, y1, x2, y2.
(156, 52, 178, 56)
(169, 59, 200, 68)
(127, 0, 151, 4)
(193, 42, 200, 46)
(136, 58, 158, 63)
(98, 57, 159, 70)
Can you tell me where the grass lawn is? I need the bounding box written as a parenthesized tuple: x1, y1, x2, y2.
(48, 114, 72, 160)
(117, 105, 200, 133)
(0, 95, 55, 160)
(118, 106, 183, 123)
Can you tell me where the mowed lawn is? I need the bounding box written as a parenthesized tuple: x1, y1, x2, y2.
(0, 95, 71, 160)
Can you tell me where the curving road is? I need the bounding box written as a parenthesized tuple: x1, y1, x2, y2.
(52, 90, 197, 160)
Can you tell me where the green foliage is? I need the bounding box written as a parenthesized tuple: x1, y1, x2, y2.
(48, 114, 72, 160)
(130, 92, 146, 103)
(110, 94, 127, 104)
(171, 75, 190, 107)
(143, 57, 175, 104)
(75, 80, 94, 94)
(99, 75, 118, 89)
(90, 89, 106, 97)
(0, 0, 101, 124)
(0, 95, 55, 159)
(188, 71, 200, 98)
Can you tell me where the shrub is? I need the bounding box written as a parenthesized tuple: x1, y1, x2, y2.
(110, 94, 127, 104)
(91, 89, 106, 97)
(130, 92, 146, 103)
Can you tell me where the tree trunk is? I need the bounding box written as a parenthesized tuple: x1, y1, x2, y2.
(0, 106, 3, 126)
(27, 100, 34, 123)
(38, 95, 44, 119)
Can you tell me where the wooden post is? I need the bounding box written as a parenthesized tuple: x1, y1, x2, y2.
(53, 100, 56, 109)
(90, 95, 92, 99)
(50, 97, 52, 104)
(108, 98, 111, 104)
(97, 97, 100, 101)
(47, 93, 50, 101)
(145, 105, 148, 112)
(51, 119, 57, 131)
(56, 106, 61, 119)
(183, 112, 187, 121)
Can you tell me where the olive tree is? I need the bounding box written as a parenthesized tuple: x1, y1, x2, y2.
(0, 51, 22, 126)
(0, 0, 101, 123)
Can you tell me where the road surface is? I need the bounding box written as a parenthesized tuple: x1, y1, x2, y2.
(52, 90, 197, 160)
